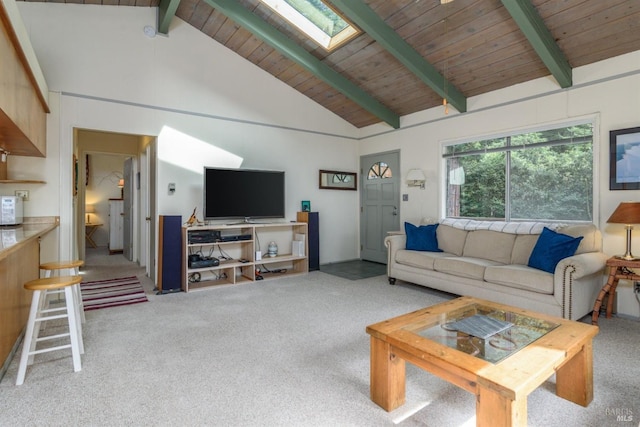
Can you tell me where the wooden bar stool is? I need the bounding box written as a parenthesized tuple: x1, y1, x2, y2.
(40, 260, 85, 323)
(16, 275, 84, 385)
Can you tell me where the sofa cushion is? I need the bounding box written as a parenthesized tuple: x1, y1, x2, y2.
(395, 249, 451, 270)
(528, 227, 583, 273)
(511, 234, 539, 265)
(484, 265, 554, 294)
(436, 224, 468, 256)
(434, 257, 501, 280)
(462, 230, 516, 264)
(557, 223, 600, 254)
(404, 222, 442, 252)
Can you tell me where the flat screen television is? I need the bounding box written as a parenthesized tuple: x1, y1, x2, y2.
(203, 167, 285, 221)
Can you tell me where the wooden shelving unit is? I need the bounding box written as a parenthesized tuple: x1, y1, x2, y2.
(182, 222, 308, 292)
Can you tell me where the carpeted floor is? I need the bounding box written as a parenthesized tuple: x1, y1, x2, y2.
(0, 250, 638, 426)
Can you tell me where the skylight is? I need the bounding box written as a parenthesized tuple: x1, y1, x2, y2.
(260, 0, 359, 50)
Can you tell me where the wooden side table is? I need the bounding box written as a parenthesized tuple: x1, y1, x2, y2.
(592, 257, 640, 325)
(85, 223, 102, 249)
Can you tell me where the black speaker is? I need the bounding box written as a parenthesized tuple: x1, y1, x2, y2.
(158, 215, 182, 293)
(298, 211, 319, 271)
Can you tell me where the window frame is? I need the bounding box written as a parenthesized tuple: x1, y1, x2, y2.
(440, 116, 600, 224)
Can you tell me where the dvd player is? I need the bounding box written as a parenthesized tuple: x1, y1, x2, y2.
(218, 234, 252, 242)
(189, 230, 221, 244)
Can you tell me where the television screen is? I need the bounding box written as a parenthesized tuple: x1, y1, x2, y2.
(203, 167, 285, 220)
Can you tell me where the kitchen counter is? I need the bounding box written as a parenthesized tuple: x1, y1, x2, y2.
(0, 217, 58, 380)
(0, 219, 57, 255)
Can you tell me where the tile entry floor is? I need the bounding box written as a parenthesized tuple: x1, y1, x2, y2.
(319, 259, 387, 280)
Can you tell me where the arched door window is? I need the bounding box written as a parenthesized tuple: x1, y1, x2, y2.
(367, 162, 393, 179)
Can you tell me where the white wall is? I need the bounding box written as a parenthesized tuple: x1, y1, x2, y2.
(358, 51, 640, 318)
(16, 3, 361, 266)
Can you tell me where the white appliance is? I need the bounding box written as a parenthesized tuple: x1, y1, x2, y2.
(1, 196, 23, 225)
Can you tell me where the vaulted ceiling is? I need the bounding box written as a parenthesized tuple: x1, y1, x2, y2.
(20, 0, 640, 128)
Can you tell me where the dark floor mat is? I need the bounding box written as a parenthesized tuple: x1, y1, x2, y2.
(320, 260, 386, 280)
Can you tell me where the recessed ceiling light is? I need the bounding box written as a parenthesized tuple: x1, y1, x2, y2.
(143, 25, 156, 38)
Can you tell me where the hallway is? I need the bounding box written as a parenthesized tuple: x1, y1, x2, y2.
(82, 248, 155, 293)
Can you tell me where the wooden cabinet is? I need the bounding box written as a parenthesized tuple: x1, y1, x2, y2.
(182, 222, 308, 292)
(0, 5, 48, 156)
(109, 199, 123, 254)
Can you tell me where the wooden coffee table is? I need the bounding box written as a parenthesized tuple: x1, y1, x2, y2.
(366, 296, 598, 427)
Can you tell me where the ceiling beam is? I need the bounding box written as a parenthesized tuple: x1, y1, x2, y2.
(158, 0, 181, 35)
(330, 0, 467, 114)
(501, 0, 572, 88)
(203, 0, 400, 128)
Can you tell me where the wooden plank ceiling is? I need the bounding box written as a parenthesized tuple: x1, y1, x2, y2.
(19, 0, 640, 128)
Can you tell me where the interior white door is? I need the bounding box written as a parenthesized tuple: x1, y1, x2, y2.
(123, 158, 133, 261)
(360, 151, 400, 264)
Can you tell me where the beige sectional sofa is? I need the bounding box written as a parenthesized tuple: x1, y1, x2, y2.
(385, 219, 609, 320)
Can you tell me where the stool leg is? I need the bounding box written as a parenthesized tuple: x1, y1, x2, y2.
(71, 284, 84, 354)
(65, 286, 82, 372)
(75, 282, 86, 324)
(27, 289, 51, 363)
(16, 290, 42, 385)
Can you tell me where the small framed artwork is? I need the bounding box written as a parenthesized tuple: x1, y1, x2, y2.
(301, 200, 311, 212)
(610, 126, 640, 190)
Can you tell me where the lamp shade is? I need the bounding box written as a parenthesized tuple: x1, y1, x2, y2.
(85, 204, 95, 213)
(406, 169, 426, 182)
(607, 201, 640, 224)
(117, 179, 124, 188)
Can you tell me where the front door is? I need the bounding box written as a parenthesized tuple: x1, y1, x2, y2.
(360, 151, 400, 263)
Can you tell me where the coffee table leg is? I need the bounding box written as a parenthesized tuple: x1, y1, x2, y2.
(476, 387, 526, 427)
(556, 341, 594, 407)
(370, 336, 405, 411)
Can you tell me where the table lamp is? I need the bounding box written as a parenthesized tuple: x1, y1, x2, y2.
(85, 204, 95, 224)
(607, 201, 640, 260)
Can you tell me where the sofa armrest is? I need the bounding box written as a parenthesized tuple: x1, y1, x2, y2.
(553, 251, 608, 319)
(384, 234, 406, 272)
(554, 251, 609, 279)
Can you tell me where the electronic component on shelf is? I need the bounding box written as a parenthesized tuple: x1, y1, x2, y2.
(217, 234, 252, 242)
(188, 230, 221, 244)
(188, 255, 220, 269)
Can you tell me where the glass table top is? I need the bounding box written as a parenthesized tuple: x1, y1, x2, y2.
(408, 303, 559, 364)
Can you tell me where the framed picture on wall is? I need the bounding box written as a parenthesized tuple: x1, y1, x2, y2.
(610, 126, 640, 190)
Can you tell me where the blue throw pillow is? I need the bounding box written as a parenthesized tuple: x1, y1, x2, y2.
(528, 227, 583, 273)
(404, 222, 442, 252)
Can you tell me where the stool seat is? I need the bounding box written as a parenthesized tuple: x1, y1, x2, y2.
(39, 261, 86, 324)
(24, 276, 82, 291)
(16, 275, 84, 385)
(40, 260, 84, 271)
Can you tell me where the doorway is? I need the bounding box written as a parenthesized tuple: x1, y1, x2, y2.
(359, 150, 401, 264)
(76, 129, 156, 279)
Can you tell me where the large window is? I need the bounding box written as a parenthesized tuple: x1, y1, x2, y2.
(443, 122, 594, 222)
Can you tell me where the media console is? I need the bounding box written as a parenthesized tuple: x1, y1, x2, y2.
(181, 222, 308, 292)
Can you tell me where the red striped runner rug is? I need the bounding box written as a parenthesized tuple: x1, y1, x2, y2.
(81, 276, 148, 311)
